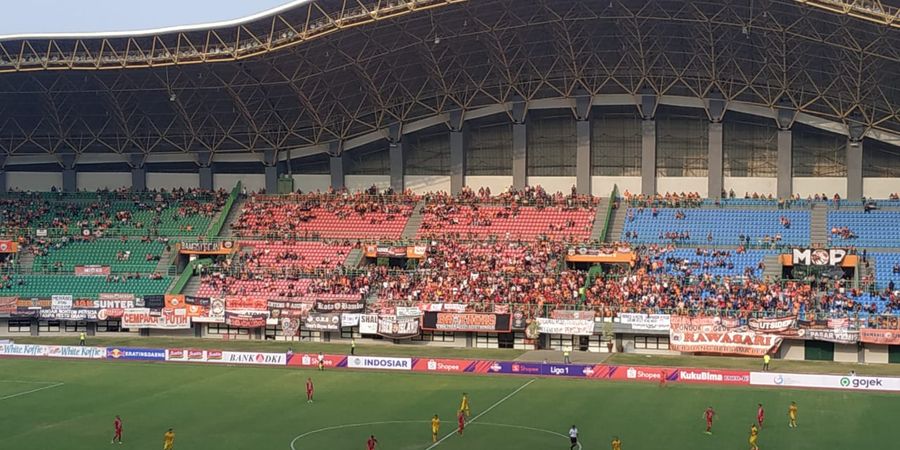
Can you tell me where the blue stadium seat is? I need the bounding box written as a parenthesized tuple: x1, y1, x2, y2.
(621, 208, 810, 247)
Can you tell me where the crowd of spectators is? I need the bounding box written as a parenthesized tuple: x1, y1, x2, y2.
(622, 191, 703, 208)
(0, 187, 227, 235)
(232, 189, 416, 238)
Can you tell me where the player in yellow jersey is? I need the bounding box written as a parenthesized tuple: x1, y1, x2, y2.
(788, 401, 798, 428)
(748, 424, 759, 450)
(163, 428, 175, 450)
(431, 414, 440, 443)
(460, 393, 470, 418)
(611, 436, 622, 450)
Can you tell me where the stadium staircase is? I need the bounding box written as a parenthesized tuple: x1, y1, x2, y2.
(810, 203, 828, 246)
(181, 275, 203, 297)
(590, 198, 610, 242)
(762, 253, 782, 281)
(343, 247, 364, 269)
(154, 247, 174, 274)
(604, 204, 627, 243)
(16, 252, 34, 274)
(400, 200, 424, 240)
(219, 197, 247, 238)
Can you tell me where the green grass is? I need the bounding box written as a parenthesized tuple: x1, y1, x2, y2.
(1, 358, 897, 450)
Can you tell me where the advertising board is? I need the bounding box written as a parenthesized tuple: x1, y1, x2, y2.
(346, 355, 412, 371)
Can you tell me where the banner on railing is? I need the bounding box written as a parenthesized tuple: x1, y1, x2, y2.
(178, 241, 235, 255)
(74, 265, 110, 276)
(224, 312, 268, 329)
(859, 328, 900, 345)
(798, 327, 859, 344)
(748, 315, 798, 334)
(50, 295, 73, 310)
(359, 314, 378, 334)
(395, 306, 422, 318)
(313, 299, 365, 313)
(303, 312, 341, 331)
(192, 297, 225, 323)
(669, 316, 782, 356)
(17, 298, 50, 309)
(122, 308, 190, 329)
(421, 312, 510, 333)
(0, 240, 18, 253)
(40, 308, 98, 321)
(0, 297, 15, 317)
(550, 310, 595, 321)
(618, 313, 671, 331)
(141, 295, 165, 309)
(363, 245, 427, 259)
(377, 315, 419, 339)
(267, 300, 311, 319)
(535, 318, 594, 336)
(226, 296, 268, 312)
(341, 313, 361, 328)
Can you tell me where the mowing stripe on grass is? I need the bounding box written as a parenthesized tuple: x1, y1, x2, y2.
(426, 378, 536, 449)
(0, 382, 65, 401)
(473, 422, 581, 449)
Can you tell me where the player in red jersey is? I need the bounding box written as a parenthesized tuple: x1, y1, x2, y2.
(659, 369, 667, 388)
(366, 435, 378, 450)
(457, 410, 466, 436)
(704, 406, 716, 435)
(306, 377, 314, 403)
(757, 403, 765, 428)
(111, 415, 123, 444)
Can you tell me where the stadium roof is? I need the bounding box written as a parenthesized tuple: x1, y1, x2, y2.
(0, 0, 305, 40)
(0, 0, 897, 168)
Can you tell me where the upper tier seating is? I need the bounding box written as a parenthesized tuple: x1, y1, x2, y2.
(0, 189, 226, 237)
(827, 211, 900, 248)
(0, 274, 171, 298)
(417, 205, 594, 241)
(232, 195, 414, 240)
(236, 241, 351, 272)
(32, 238, 166, 273)
(621, 208, 810, 246)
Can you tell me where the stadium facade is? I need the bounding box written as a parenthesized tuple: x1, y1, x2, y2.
(0, 0, 896, 198)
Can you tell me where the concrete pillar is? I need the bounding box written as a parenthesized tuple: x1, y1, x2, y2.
(708, 122, 724, 199)
(512, 124, 527, 190)
(131, 168, 146, 192)
(62, 169, 77, 193)
(264, 165, 279, 194)
(511, 100, 527, 190)
(0, 170, 6, 193)
(641, 119, 657, 195)
(389, 142, 404, 192)
(263, 149, 279, 194)
(576, 120, 591, 195)
(847, 121, 866, 200)
(777, 130, 793, 199)
(448, 111, 465, 195)
(199, 166, 213, 190)
(388, 124, 404, 192)
(330, 153, 345, 190)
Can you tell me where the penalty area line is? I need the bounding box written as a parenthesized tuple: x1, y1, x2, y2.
(0, 382, 65, 401)
(425, 378, 536, 449)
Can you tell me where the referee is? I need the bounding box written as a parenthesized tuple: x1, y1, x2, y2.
(568, 425, 579, 449)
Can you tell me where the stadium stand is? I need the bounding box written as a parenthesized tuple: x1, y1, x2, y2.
(621, 208, 810, 247)
(31, 238, 167, 273)
(827, 210, 900, 247)
(0, 274, 171, 297)
(231, 193, 415, 240)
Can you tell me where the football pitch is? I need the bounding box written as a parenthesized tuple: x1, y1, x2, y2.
(1, 358, 897, 450)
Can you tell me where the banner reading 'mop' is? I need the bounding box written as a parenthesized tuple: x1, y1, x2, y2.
(669, 316, 782, 356)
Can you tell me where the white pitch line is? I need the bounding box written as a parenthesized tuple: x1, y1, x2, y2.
(289, 419, 577, 450)
(290, 421, 428, 450)
(425, 378, 536, 449)
(473, 422, 583, 450)
(0, 382, 64, 401)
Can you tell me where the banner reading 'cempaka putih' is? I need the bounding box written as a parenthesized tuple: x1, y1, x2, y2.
(669, 316, 782, 356)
